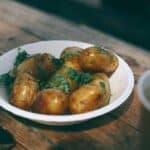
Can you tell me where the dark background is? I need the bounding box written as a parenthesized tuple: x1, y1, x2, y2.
(16, 0, 150, 50)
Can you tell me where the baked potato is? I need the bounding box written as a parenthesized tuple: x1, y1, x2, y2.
(15, 53, 57, 80)
(69, 73, 110, 114)
(79, 47, 119, 74)
(10, 73, 38, 110)
(43, 66, 78, 94)
(60, 47, 82, 71)
(91, 73, 111, 106)
(31, 89, 68, 114)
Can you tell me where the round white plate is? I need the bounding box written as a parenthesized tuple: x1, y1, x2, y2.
(0, 40, 134, 125)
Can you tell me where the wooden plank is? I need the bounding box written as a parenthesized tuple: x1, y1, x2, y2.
(1, 107, 141, 150)
(0, 0, 150, 131)
(0, 109, 53, 150)
(0, 0, 149, 131)
(0, 20, 39, 54)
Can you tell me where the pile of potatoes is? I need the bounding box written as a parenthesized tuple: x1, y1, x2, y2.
(10, 46, 119, 114)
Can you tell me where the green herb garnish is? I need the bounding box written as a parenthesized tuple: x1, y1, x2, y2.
(100, 80, 106, 94)
(40, 74, 70, 93)
(14, 48, 29, 67)
(0, 72, 15, 94)
(67, 68, 93, 86)
(51, 58, 64, 69)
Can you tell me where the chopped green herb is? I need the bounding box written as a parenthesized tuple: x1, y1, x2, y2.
(14, 48, 29, 67)
(67, 68, 93, 86)
(0, 72, 15, 94)
(51, 58, 64, 69)
(36, 64, 46, 80)
(40, 74, 70, 93)
(100, 80, 106, 94)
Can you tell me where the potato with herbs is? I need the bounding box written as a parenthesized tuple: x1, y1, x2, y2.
(40, 66, 93, 95)
(69, 73, 110, 114)
(11, 73, 38, 110)
(32, 89, 68, 114)
(16, 53, 60, 80)
(79, 47, 118, 74)
(60, 47, 82, 71)
(91, 73, 111, 106)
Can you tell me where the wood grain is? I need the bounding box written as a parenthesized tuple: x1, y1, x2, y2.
(0, 0, 150, 149)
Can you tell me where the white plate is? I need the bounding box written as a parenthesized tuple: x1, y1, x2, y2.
(0, 40, 134, 125)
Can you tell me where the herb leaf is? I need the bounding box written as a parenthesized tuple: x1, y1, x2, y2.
(51, 58, 64, 69)
(14, 49, 29, 67)
(68, 68, 93, 86)
(100, 80, 106, 94)
(0, 72, 15, 94)
(39, 74, 70, 93)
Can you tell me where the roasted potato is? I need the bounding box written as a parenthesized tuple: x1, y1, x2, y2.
(91, 73, 111, 106)
(15, 56, 37, 77)
(60, 47, 82, 71)
(79, 47, 119, 74)
(69, 73, 110, 114)
(44, 66, 78, 94)
(11, 73, 38, 110)
(32, 89, 68, 114)
(69, 84, 102, 114)
(16, 53, 57, 80)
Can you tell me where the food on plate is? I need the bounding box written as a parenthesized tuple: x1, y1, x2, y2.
(15, 53, 62, 80)
(32, 89, 68, 114)
(0, 46, 119, 115)
(60, 47, 82, 71)
(79, 47, 119, 74)
(69, 73, 110, 114)
(11, 73, 38, 110)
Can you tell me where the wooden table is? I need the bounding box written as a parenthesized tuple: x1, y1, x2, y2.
(0, 0, 150, 150)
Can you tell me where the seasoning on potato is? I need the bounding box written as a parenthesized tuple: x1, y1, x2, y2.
(60, 47, 82, 71)
(69, 73, 110, 114)
(0, 46, 118, 115)
(79, 47, 119, 74)
(16, 53, 61, 80)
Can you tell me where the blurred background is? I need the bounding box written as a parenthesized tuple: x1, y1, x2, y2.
(16, 0, 150, 50)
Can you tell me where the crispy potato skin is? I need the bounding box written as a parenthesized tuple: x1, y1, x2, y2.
(11, 73, 38, 110)
(16, 53, 56, 80)
(32, 89, 68, 115)
(79, 47, 118, 74)
(60, 47, 82, 71)
(69, 73, 111, 114)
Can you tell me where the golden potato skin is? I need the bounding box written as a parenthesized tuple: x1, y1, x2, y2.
(32, 89, 68, 115)
(60, 47, 82, 71)
(69, 73, 111, 114)
(79, 47, 118, 74)
(16, 53, 56, 80)
(15, 56, 37, 77)
(92, 73, 111, 106)
(69, 84, 102, 114)
(11, 73, 38, 110)
(34, 53, 56, 80)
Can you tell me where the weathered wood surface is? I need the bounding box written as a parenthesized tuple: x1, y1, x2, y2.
(0, 0, 150, 149)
